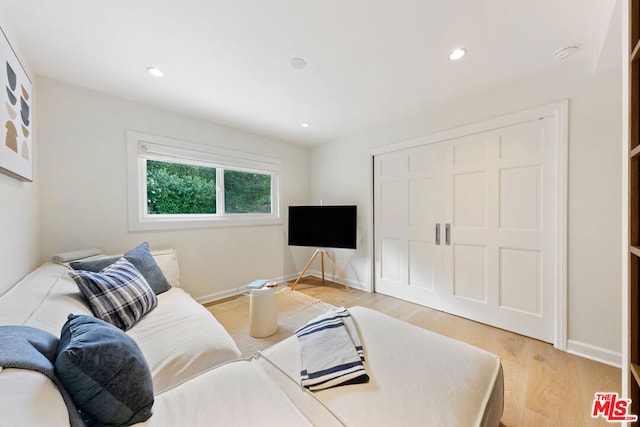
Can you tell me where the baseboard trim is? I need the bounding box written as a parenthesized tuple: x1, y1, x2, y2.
(196, 275, 291, 305)
(305, 269, 369, 291)
(195, 288, 238, 305)
(195, 271, 369, 305)
(566, 339, 621, 368)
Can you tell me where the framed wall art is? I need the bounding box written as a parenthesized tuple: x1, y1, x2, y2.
(0, 27, 32, 182)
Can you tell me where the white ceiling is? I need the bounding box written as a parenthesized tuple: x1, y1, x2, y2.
(0, 0, 619, 145)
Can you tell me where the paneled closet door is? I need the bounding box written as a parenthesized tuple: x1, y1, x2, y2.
(441, 116, 556, 342)
(374, 143, 445, 304)
(374, 115, 557, 344)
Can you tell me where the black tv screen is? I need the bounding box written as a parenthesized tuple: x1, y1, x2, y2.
(288, 205, 357, 249)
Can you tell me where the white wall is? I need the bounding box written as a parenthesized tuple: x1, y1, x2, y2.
(309, 59, 622, 365)
(0, 13, 40, 295)
(36, 78, 310, 301)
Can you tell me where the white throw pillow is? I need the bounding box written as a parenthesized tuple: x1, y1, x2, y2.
(151, 248, 180, 288)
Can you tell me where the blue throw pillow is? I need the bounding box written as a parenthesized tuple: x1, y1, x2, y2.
(70, 242, 171, 295)
(55, 314, 154, 426)
(69, 257, 158, 331)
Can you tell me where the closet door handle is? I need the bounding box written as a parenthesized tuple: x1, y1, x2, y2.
(445, 224, 451, 246)
(435, 224, 441, 245)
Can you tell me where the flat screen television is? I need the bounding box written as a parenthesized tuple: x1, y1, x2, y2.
(288, 205, 357, 249)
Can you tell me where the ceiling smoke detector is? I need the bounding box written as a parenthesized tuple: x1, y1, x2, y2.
(291, 58, 306, 69)
(553, 45, 579, 60)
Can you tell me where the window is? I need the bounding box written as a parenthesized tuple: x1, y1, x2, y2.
(223, 170, 271, 214)
(127, 131, 281, 231)
(146, 160, 217, 215)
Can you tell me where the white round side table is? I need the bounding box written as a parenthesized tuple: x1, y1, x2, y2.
(237, 283, 286, 338)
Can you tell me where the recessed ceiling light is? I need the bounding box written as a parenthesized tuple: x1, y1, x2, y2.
(449, 48, 467, 61)
(146, 67, 165, 77)
(291, 58, 306, 70)
(301, 122, 310, 128)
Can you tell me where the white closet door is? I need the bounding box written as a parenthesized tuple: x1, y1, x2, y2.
(373, 115, 557, 343)
(374, 143, 443, 303)
(441, 116, 556, 342)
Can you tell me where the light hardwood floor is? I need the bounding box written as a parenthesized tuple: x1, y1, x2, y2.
(278, 277, 620, 427)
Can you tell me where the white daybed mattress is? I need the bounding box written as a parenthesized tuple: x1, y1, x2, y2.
(0, 263, 241, 394)
(259, 306, 504, 427)
(142, 360, 343, 427)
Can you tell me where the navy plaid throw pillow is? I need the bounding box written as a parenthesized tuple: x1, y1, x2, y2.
(69, 257, 158, 331)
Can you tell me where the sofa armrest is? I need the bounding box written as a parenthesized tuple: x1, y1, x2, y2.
(0, 369, 70, 427)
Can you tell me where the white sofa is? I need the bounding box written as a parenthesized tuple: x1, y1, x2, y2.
(0, 248, 504, 426)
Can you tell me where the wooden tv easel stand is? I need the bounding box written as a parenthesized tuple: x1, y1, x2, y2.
(290, 248, 351, 291)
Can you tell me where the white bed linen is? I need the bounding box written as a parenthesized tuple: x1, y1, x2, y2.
(0, 263, 241, 394)
(0, 263, 91, 334)
(260, 306, 504, 427)
(0, 368, 70, 427)
(137, 360, 341, 427)
(128, 287, 241, 393)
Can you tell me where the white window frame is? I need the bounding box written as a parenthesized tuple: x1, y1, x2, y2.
(127, 131, 282, 231)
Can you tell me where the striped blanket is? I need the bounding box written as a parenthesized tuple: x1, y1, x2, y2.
(295, 307, 369, 391)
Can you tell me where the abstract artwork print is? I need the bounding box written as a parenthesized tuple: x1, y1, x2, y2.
(0, 27, 32, 181)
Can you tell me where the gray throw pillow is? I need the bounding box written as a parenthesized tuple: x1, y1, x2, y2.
(55, 314, 154, 426)
(70, 242, 171, 295)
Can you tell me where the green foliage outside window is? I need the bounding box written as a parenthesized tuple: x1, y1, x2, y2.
(224, 170, 271, 213)
(146, 160, 216, 214)
(146, 160, 272, 215)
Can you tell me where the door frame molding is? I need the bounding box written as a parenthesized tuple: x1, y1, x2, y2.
(369, 100, 568, 350)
